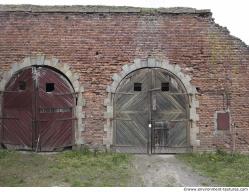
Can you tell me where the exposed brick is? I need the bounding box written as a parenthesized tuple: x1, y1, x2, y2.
(0, 6, 248, 152)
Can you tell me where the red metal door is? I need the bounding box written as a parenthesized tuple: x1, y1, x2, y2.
(1, 67, 74, 151)
(2, 68, 34, 150)
(36, 67, 74, 151)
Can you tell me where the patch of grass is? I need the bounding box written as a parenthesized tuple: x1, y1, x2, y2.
(177, 150, 249, 187)
(1, 175, 25, 186)
(0, 150, 13, 159)
(0, 149, 132, 187)
(58, 150, 131, 187)
(71, 180, 82, 187)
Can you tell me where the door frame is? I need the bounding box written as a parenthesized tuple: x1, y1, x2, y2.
(104, 58, 200, 153)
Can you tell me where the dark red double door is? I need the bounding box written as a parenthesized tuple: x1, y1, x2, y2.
(1, 67, 74, 151)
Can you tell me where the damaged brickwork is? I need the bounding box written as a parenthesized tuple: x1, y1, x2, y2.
(0, 5, 248, 152)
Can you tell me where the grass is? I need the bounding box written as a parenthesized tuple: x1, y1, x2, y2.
(177, 150, 249, 187)
(0, 149, 132, 187)
(5, 148, 248, 187)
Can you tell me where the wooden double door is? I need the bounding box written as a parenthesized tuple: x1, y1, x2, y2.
(1, 66, 74, 151)
(113, 68, 190, 153)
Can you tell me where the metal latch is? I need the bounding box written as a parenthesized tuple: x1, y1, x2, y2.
(152, 95, 156, 111)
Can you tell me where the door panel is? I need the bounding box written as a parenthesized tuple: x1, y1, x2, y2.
(2, 68, 34, 150)
(151, 69, 189, 153)
(114, 69, 151, 153)
(37, 67, 74, 151)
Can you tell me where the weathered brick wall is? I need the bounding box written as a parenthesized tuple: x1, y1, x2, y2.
(0, 6, 248, 152)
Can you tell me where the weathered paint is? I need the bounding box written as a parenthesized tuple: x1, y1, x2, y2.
(1, 66, 75, 151)
(2, 68, 33, 150)
(113, 68, 189, 153)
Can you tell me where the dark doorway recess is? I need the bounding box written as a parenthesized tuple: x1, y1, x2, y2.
(113, 68, 190, 154)
(1, 66, 75, 152)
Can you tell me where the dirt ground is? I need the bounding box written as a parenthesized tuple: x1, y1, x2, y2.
(130, 155, 216, 187)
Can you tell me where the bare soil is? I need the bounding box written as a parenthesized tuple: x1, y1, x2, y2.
(130, 155, 215, 187)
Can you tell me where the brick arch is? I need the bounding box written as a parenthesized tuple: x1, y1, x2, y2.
(0, 54, 85, 146)
(103, 58, 200, 151)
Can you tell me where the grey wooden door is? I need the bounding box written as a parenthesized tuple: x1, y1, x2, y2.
(150, 69, 189, 153)
(113, 68, 189, 153)
(113, 68, 151, 153)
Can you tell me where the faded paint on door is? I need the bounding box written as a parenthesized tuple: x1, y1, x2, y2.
(113, 68, 190, 154)
(114, 68, 151, 153)
(1, 66, 75, 151)
(37, 67, 74, 151)
(2, 68, 34, 150)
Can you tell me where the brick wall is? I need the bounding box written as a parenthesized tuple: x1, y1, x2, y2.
(0, 6, 248, 152)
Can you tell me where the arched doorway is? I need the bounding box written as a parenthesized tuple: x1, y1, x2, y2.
(113, 68, 190, 153)
(1, 66, 75, 151)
